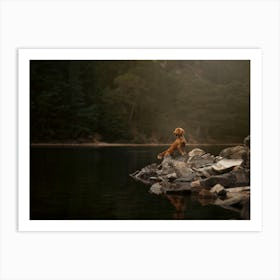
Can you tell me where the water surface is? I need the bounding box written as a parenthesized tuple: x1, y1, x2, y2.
(30, 146, 241, 220)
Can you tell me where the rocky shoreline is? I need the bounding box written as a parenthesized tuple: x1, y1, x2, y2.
(130, 136, 250, 219)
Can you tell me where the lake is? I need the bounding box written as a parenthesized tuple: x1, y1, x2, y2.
(30, 145, 242, 220)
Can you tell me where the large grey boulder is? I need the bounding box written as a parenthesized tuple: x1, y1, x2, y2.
(212, 158, 243, 173)
(160, 156, 176, 175)
(200, 169, 250, 189)
(219, 145, 249, 160)
(171, 160, 195, 178)
(188, 148, 206, 157)
(192, 165, 216, 178)
(187, 152, 216, 169)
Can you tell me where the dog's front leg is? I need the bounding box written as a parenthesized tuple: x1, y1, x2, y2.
(178, 146, 186, 156)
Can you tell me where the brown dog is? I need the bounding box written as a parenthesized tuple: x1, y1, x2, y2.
(157, 127, 187, 159)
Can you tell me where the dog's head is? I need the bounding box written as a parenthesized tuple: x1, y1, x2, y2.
(173, 127, 185, 137)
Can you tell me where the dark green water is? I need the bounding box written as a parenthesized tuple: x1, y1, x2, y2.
(30, 146, 241, 220)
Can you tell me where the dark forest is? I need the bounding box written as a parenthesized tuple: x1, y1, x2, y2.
(30, 60, 250, 144)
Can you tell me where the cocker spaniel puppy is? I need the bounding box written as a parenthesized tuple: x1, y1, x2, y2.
(157, 127, 187, 159)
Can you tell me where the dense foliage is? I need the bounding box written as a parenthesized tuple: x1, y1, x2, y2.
(30, 60, 250, 144)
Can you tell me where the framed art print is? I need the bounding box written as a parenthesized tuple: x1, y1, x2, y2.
(18, 48, 262, 231)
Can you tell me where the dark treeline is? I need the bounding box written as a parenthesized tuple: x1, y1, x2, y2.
(30, 60, 250, 144)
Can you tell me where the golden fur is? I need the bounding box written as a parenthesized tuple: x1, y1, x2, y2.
(157, 127, 187, 159)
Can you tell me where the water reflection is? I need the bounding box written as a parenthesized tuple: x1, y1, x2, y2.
(197, 197, 216, 206)
(165, 193, 249, 220)
(165, 194, 187, 219)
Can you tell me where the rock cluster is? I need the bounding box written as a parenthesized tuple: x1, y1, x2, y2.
(130, 136, 250, 217)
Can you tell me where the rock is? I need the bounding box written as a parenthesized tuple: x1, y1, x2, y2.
(150, 181, 192, 195)
(198, 189, 217, 199)
(150, 182, 165, 195)
(231, 170, 250, 187)
(210, 184, 225, 194)
(190, 180, 203, 193)
(214, 193, 247, 206)
(200, 169, 250, 189)
(131, 144, 250, 218)
(142, 163, 158, 172)
(174, 174, 196, 183)
(160, 156, 175, 175)
(213, 199, 241, 213)
(188, 148, 206, 157)
(167, 183, 192, 193)
(227, 191, 250, 200)
(212, 158, 243, 173)
(192, 165, 216, 178)
(191, 180, 201, 188)
(243, 135, 250, 148)
(192, 158, 243, 178)
(187, 153, 216, 169)
(219, 145, 249, 160)
(130, 163, 161, 185)
(166, 172, 177, 180)
(171, 160, 195, 178)
(226, 186, 250, 193)
(242, 149, 250, 169)
(149, 176, 161, 182)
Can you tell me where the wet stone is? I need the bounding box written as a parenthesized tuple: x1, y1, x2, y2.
(212, 158, 243, 173)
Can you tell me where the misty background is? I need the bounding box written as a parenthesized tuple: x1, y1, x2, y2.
(30, 60, 250, 144)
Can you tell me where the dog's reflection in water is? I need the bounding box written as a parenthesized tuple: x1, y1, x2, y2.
(165, 194, 187, 219)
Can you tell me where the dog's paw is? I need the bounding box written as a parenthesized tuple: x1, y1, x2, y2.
(157, 154, 163, 160)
